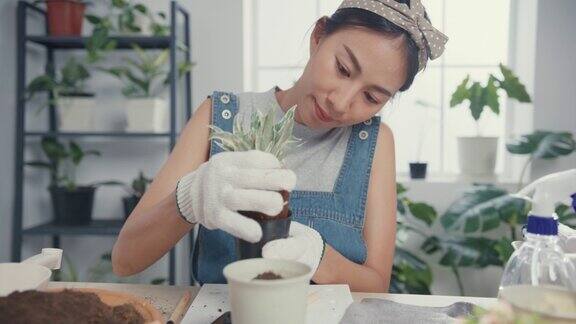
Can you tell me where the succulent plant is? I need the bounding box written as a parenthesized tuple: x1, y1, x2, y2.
(208, 106, 300, 161)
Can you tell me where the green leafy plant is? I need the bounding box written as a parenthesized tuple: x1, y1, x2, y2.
(26, 58, 91, 109)
(506, 131, 575, 189)
(86, 25, 118, 64)
(26, 136, 121, 190)
(86, 0, 169, 36)
(450, 64, 531, 135)
(424, 184, 576, 296)
(209, 106, 300, 161)
(460, 301, 541, 324)
(391, 183, 437, 294)
(123, 170, 152, 197)
(100, 45, 192, 98)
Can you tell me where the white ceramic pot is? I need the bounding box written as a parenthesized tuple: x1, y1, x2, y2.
(223, 258, 312, 324)
(57, 96, 95, 131)
(0, 248, 62, 297)
(125, 97, 168, 133)
(458, 136, 498, 176)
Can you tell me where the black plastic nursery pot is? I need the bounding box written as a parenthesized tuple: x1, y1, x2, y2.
(409, 162, 428, 179)
(236, 211, 291, 260)
(122, 195, 140, 220)
(50, 186, 96, 225)
(235, 190, 291, 259)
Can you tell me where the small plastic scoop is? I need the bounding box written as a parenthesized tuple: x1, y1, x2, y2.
(0, 248, 63, 297)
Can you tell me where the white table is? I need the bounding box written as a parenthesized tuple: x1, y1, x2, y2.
(48, 282, 497, 322)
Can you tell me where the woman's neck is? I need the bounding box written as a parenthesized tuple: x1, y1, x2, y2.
(274, 84, 306, 125)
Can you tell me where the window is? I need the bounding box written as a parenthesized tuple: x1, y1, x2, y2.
(245, 0, 512, 176)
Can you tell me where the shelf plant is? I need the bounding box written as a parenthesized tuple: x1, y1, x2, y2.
(449, 64, 531, 176)
(26, 136, 121, 225)
(99, 44, 192, 132)
(120, 170, 152, 219)
(26, 57, 96, 131)
(209, 106, 300, 258)
(85, 0, 169, 36)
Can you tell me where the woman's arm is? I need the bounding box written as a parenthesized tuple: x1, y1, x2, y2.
(112, 98, 212, 276)
(312, 123, 397, 292)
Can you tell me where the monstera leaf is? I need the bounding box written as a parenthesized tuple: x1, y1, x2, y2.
(397, 183, 437, 226)
(390, 248, 432, 294)
(506, 131, 575, 159)
(557, 203, 576, 228)
(440, 185, 529, 233)
(421, 236, 502, 268)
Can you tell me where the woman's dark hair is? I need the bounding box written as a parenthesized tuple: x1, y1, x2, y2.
(323, 0, 430, 92)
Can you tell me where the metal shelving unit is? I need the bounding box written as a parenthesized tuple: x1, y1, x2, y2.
(11, 1, 193, 285)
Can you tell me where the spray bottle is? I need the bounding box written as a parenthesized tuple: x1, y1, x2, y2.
(499, 169, 576, 293)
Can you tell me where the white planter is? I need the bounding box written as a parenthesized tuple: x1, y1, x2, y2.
(458, 136, 499, 176)
(57, 96, 95, 132)
(125, 97, 168, 133)
(223, 258, 312, 324)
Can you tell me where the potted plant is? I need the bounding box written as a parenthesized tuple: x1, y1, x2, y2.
(26, 58, 95, 132)
(120, 171, 152, 219)
(408, 100, 438, 179)
(100, 45, 192, 133)
(506, 130, 575, 189)
(26, 136, 119, 225)
(209, 106, 300, 259)
(39, 0, 87, 36)
(449, 64, 531, 176)
(85, 0, 169, 36)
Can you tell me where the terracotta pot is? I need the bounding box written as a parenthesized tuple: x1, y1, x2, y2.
(236, 190, 291, 259)
(45, 0, 86, 36)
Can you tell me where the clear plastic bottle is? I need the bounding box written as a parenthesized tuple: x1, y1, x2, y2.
(499, 231, 576, 293)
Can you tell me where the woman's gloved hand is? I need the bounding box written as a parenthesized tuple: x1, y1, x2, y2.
(176, 150, 296, 243)
(262, 221, 325, 275)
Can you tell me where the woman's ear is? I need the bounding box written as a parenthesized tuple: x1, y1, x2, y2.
(310, 16, 329, 55)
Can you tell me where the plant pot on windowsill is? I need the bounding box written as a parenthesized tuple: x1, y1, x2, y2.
(125, 97, 168, 133)
(458, 136, 498, 176)
(236, 190, 291, 260)
(409, 162, 428, 179)
(57, 92, 96, 132)
(50, 185, 96, 226)
(45, 0, 87, 36)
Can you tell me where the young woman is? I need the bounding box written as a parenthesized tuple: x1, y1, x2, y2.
(112, 0, 447, 293)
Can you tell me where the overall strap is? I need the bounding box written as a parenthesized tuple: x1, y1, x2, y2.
(334, 116, 381, 213)
(209, 91, 239, 156)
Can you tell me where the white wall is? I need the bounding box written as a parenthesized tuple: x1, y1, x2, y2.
(531, 0, 576, 179)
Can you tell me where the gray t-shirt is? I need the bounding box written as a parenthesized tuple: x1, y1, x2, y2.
(236, 87, 351, 192)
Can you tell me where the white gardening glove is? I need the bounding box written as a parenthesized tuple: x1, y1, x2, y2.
(262, 221, 325, 275)
(176, 150, 296, 243)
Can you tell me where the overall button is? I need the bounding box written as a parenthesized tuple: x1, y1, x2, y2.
(359, 130, 369, 140)
(220, 94, 230, 104)
(363, 119, 372, 125)
(222, 109, 232, 119)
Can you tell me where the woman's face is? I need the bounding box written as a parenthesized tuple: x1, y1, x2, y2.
(293, 19, 409, 129)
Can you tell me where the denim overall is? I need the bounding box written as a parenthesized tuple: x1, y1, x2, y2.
(192, 91, 381, 284)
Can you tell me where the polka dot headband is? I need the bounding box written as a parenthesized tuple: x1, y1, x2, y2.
(338, 0, 448, 71)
